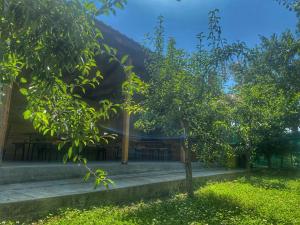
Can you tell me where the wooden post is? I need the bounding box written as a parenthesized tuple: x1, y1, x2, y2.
(121, 110, 130, 164)
(0, 84, 12, 164)
(121, 58, 133, 165)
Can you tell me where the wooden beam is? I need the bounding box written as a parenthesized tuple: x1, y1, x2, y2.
(121, 110, 130, 164)
(0, 84, 12, 164)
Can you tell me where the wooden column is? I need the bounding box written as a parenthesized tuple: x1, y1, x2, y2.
(121, 110, 130, 164)
(0, 84, 12, 164)
(121, 58, 132, 165)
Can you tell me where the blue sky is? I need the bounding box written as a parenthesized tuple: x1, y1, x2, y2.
(99, 0, 297, 52)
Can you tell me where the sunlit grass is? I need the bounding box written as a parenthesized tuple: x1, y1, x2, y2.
(4, 170, 300, 225)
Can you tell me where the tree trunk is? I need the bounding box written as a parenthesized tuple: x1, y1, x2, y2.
(0, 84, 12, 164)
(280, 155, 284, 168)
(244, 142, 252, 170)
(245, 151, 251, 170)
(180, 120, 194, 198)
(182, 140, 194, 198)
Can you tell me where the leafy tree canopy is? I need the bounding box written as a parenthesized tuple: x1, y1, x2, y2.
(0, 0, 147, 186)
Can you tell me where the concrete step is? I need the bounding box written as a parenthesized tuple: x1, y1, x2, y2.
(0, 161, 204, 185)
(0, 168, 246, 221)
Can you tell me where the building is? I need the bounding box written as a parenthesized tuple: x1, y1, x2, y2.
(0, 21, 184, 163)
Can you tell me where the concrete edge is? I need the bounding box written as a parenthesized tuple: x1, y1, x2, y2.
(0, 170, 248, 222)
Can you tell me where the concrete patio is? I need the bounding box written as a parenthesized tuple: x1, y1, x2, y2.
(0, 162, 246, 221)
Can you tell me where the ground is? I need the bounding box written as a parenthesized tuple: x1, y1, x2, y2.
(3, 170, 300, 225)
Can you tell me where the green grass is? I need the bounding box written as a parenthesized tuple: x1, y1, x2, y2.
(4, 170, 300, 225)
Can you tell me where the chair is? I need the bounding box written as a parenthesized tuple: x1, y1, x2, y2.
(2, 147, 7, 161)
(13, 142, 26, 161)
(134, 148, 142, 160)
(31, 142, 53, 161)
(96, 146, 107, 161)
(112, 146, 121, 160)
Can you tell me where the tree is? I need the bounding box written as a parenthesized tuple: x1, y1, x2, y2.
(230, 83, 298, 168)
(136, 12, 236, 197)
(136, 34, 197, 197)
(170, 0, 300, 169)
(229, 2, 300, 167)
(0, 0, 146, 187)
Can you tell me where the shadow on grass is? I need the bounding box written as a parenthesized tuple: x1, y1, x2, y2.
(252, 168, 300, 178)
(120, 170, 300, 225)
(121, 192, 249, 225)
(238, 176, 288, 190)
(238, 169, 300, 191)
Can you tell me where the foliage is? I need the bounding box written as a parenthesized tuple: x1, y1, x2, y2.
(232, 31, 300, 91)
(229, 83, 297, 166)
(1, 0, 126, 84)
(229, 3, 300, 164)
(0, 0, 147, 187)
(121, 56, 148, 115)
(137, 11, 244, 165)
(138, 1, 300, 168)
(4, 171, 300, 225)
(275, 0, 299, 11)
(135, 11, 247, 197)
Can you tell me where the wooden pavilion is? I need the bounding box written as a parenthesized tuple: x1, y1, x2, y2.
(0, 21, 184, 164)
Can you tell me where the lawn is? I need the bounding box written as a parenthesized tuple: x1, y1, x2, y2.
(4, 170, 300, 225)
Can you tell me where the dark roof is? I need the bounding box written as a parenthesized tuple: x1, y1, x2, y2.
(96, 21, 146, 71)
(84, 20, 147, 102)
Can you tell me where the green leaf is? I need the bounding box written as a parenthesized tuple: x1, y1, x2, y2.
(19, 88, 28, 96)
(73, 155, 78, 162)
(83, 172, 91, 182)
(43, 128, 50, 135)
(20, 77, 27, 83)
(68, 146, 73, 159)
(63, 154, 68, 164)
(124, 65, 134, 73)
(112, 48, 117, 55)
(115, 2, 124, 9)
(103, 44, 111, 54)
(23, 110, 31, 120)
(58, 142, 65, 151)
(75, 139, 80, 147)
(121, 55, 129, 64)
(96, 70, 102, 78)
(97, 30, 104, 39)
